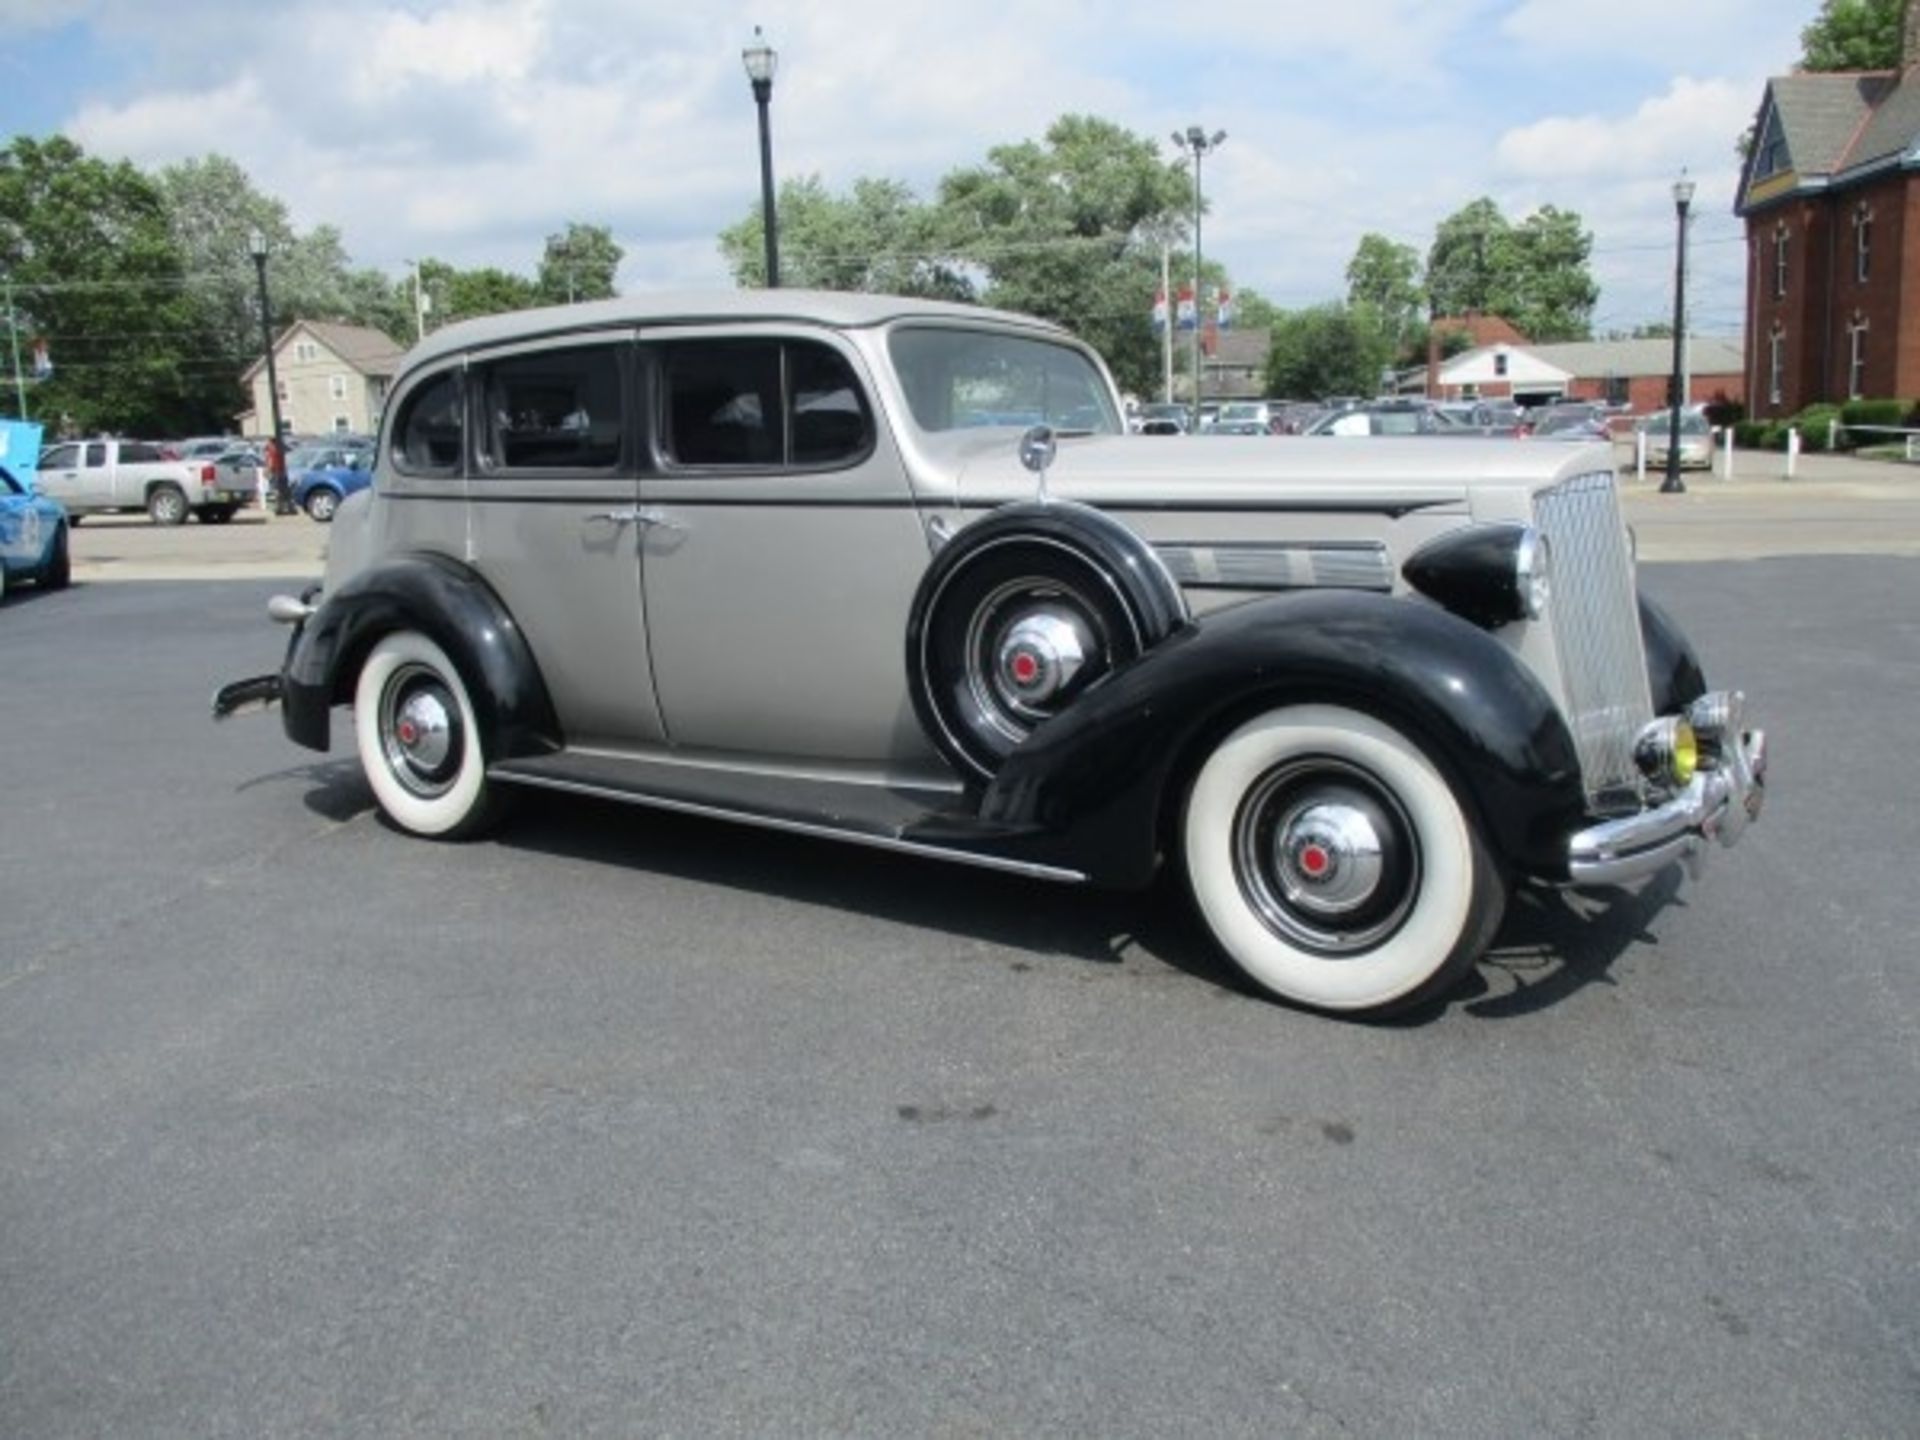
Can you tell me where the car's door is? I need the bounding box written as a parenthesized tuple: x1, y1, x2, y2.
(32, 443, 79, 510)
(462, 333, 666, 749)
(635, 326, 940, 770)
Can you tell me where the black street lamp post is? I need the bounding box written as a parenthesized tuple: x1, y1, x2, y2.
(743, 27, 780, 288)
(1663, 172, 1695, 495)
(1171, 125, 1225, 433)
(249, 229, 295, 516)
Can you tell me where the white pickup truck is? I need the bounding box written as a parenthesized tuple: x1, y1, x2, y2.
(35, 438, 258, 525)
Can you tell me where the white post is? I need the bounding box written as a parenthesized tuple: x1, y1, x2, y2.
(1635, 427, 1647, 482)
(1161, 243, 1173, 406)
(1721, 424, 1734, 479)
(1786, 425, 1800, 479)
(1827, 416, 1838, 452)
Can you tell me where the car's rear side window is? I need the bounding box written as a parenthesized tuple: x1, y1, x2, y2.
(660, 338, 872, 470)
(392, 370, 464, 476)
(478, 344, 624, 473)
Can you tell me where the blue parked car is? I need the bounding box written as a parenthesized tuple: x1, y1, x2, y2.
(0, 462, 71, 598)
(288, 443, 374, 522)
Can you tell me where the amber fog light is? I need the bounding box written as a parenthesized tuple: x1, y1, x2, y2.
(1634, 716, 1698, 787)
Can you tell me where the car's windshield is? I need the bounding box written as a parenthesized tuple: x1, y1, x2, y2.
(888, 326, 1121, 435)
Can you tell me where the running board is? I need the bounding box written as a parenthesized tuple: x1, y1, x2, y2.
(488, 750, 1087, 884)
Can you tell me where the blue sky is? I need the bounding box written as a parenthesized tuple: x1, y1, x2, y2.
(0, 0, 1830, 340)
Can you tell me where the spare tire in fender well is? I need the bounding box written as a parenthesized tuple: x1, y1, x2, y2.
(280, 552, 561, 760)
(905, 500, 1188, 782)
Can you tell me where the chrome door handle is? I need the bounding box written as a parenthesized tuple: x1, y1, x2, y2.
(635, 506, 685, 533)
(585, 507, 641, 526)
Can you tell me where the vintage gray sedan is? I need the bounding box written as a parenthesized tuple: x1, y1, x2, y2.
(216, 291, 1766, 1018)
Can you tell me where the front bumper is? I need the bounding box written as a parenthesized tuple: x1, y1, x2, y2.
(1566, 691, 1767, 886)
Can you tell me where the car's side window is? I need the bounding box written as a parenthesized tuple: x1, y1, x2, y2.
(392, 370, 464, 477)
(789, 342, 873, 465)
(40, 444, 76, 470)
(663, 340, 782, 469)
(84, 443, 106, 467)
(478, 344, 624, 474)
(660, 338, 871, 470)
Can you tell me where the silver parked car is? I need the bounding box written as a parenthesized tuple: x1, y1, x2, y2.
(215, 291, 1767, 1019)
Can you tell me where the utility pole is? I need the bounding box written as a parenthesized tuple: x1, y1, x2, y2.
(4, 279, 26, 420)
(1172, 126, 1226, 431)
(1161, 243, 1174, 405)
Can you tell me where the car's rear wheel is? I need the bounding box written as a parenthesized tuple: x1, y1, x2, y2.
(304, 488, 340, 523)
(354, 631, 503, 839)
(1182, 704, 1505, 1017)
(146, 485, 187, 526)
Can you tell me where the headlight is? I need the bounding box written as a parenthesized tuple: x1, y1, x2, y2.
(1516, 529, 1550, 619)
(1403, 524, 1550, 628)
(1634, 716, 1698, 788)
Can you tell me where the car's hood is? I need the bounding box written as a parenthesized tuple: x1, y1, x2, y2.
(929, 430, 1609, 508)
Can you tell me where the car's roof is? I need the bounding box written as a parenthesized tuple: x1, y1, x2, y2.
(405, 289, 1073, 372)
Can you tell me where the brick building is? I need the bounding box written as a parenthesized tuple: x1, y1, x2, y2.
(1433, 337, 1743, 411)
(1736, 0, 1920, 416)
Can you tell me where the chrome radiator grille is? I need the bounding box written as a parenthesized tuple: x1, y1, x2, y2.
(1533, 471, 1653, 806)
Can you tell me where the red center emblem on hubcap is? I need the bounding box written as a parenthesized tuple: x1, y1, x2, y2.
(398, 719, 418, 745)
(1299, 844, 1331, 878)
(1011, 653, 1040, 684)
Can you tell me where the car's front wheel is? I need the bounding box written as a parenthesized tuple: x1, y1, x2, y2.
(1182, 704, 1505, 1017)
(353, 631, 502, 839)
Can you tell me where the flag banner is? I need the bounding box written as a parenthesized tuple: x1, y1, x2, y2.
(1176, 286, 1196, 331)
(30, 340, 52, 379)
(1151, 289, 1168, 332)
(1216, 290, 1233, 329)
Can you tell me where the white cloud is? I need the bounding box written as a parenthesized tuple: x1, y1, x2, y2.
(48, 0, 1816, 335)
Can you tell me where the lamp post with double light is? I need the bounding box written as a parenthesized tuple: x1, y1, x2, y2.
(1171, 126, 1225, 432)
(1663, 172, 1695, 495)
(742, 27, 780, 288)
(248, 230, 295, 516)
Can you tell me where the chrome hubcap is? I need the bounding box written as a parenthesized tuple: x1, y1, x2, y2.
(380, 664, 462, 797)
(965, 579, 1106, 742)
(1232, 759, 1419, 956)
(1273, 801, 1387, 917)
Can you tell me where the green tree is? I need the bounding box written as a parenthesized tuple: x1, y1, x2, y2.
(416, 259, 538, 327)
(1800, 0, 1902, 69)
(157, 155, 410, 355)
(537, 222, 622, 305)
(1503, 205, 1598, 341)
(1265, 304, 1395, 400)
(1345, 233, 1424, 349)
(721, 175, 972, 299)
(937, 114, 1193, 393)
(0, 135, 230, 433)
(1424, 197, 1596, 341)
(1425, 198, 1510, 319)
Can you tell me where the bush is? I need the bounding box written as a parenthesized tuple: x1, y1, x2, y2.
(1840, 398, 1907, 435)
(1732, 420, 1769, 449)
(1792, 403, 1844, 450)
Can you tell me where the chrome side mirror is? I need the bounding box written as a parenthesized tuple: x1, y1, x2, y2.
(1019, 424, 1057, 504)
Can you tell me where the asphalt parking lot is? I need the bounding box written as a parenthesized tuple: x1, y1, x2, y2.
(3, 483, 1918, 1434)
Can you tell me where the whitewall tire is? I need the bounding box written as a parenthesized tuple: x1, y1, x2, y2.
(1183, 704, 1504, 1017)
(354, 631, 498, 839)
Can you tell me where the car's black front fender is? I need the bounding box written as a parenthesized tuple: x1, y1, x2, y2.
(977, 590, 1590, 888)
(281, 552, 561, 760)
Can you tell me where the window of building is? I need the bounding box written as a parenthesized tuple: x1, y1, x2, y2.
(330, 374, 348, 400)
(1774, 226, 1790, 298)
(276, 381, 290, 404)
(1855, 204, 1873, 283)
(478, 343, 624, 472)
(293, 340, 318, 363)
(1848, 318, 1868, 400)
(391, 369, 464, 476)
(660, 339, 873, 469)
(1605, 374, 1630, 406)
(333, 414, 352, 435)
(1768, 328, 1785, 407)
(1753, 109, 1790, 180)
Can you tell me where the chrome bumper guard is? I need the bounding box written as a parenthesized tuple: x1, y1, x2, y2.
(1567, 691, 1767, 886)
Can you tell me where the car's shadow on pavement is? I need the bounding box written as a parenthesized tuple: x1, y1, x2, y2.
(290, 766, 1687, 1023)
